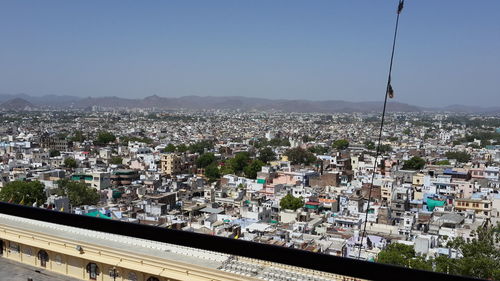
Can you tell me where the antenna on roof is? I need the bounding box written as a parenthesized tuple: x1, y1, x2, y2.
(357, 0, 405, 259)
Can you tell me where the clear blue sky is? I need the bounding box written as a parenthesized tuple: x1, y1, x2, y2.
(0, 0, 499, 107)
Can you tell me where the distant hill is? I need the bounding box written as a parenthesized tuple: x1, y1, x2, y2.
(0, 93, 498, 113)
(63, 95, 422, 113)
(0, 98, 35, 111)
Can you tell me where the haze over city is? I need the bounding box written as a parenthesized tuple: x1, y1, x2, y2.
(2, 1, 500, 281)
(0, 0, 499, 107)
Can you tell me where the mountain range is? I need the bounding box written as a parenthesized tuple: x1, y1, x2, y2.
(0, 93, 499, 113)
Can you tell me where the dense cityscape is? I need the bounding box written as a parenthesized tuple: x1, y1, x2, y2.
(1, 107, 499, 279)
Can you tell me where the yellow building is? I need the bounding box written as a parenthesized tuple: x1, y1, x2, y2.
(160, 154, 182, 176)
(454, 198, 492, 218)
(412, 173, 425, 187)
(380, 179, 394, 204)
(0, 213, 354, 281)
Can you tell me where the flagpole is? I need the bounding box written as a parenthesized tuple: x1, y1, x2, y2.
(357, 0, 405, 259)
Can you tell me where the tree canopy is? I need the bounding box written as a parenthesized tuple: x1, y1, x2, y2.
(109, 156, 123, 165)
(280, 194, 304, 211)
(244, 160, 265, 179)
(120, 136, 153, 145)
(228, 152, 251, 174)
(95, 131, 116, 146)
(440, 222, 500, 279)
(445, 151, 471, 163)
(332, 139, 349, 150)
(307, 145, 329, 155)
(377, 223, 500, 280)
(285, 147, 317, 165)
(177, 144, 188, 153)
(435, 160, 451, 165)
(55, 179, 100, 206)
(258, 147, 276, 163)
(188, 140, 214, 154)
(64, 157, 78, 168)
(163, 144, 176, 153)
(49, 150, 61, 157)
(379, 144, 393, 154)
(204, 163, 221, 182)
(402, 156, 426, 170)
(377, 243, 431, 271)
(70, 130, 86, 143)
(364, 141, 376, 150)
(197, 153, 216, 168)
(0, 180, 47, 206)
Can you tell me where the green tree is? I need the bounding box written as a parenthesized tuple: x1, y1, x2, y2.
(188, 140, 214, 154)
(402, 156, 425, 170)
(49, 150, 61, 157)
(164, 144, 176, 153)
(387, 136, 399, 142)
(219, 161, 235, 175)
(279, 194, 304, 211)
(285, 147, 317, 165)
(435, 160, 451, 165)
(364, 141, 375, 150)
(109, 157, 123, 165)
(379, 144, 393, 154)
(403, 128, 411, 135)
(332, 139, 349, 150)
(197, 153, 216, 168)
(64, 157, 78, 168)
(269, 138, 290, 147)
(0, 181, 47, 206)
(307, 146, 329, 155)
(377, 243, 416, 267)
(445, 151, 471, 163)
(204, 163, 221, 182)
(440, 223, 500, 280)
(377, 243, 432, 271)
(258, 147, 276, 163)
(177, 144, 188, 153)
(377, 223, 500, 280)
(56, 179, 100, 206)
(120, 136, 153, 145)
(244, 160, 265, 179)
(252, 138, 269, 149)
(95, 131, 116, 146)
(71, 130, 86, 142)
(228, 152, 251, 174)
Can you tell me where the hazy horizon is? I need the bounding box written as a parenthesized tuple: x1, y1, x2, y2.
(1, 0, 499, 107)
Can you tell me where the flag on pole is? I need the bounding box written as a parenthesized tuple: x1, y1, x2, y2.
(8, 197, 13, 203)
(32, 200, 37, 207)
(387, 76, 395, 99)
(19, 196, 25, 205)
(398, 0, 404, 14)
(388, 84, 394, 99)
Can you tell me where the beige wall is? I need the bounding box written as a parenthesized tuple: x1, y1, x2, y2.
(0, 222, 246, 281)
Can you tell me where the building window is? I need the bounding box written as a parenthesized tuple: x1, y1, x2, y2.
(128, 272, 138, 281)
(0, 240, 3, 256)
(55, 254, 62, 265)
(86, 263, 100, 280)
(23, 246, 33, 256)
(147, 277, 159, 281)
(9, 242, 19, 253)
